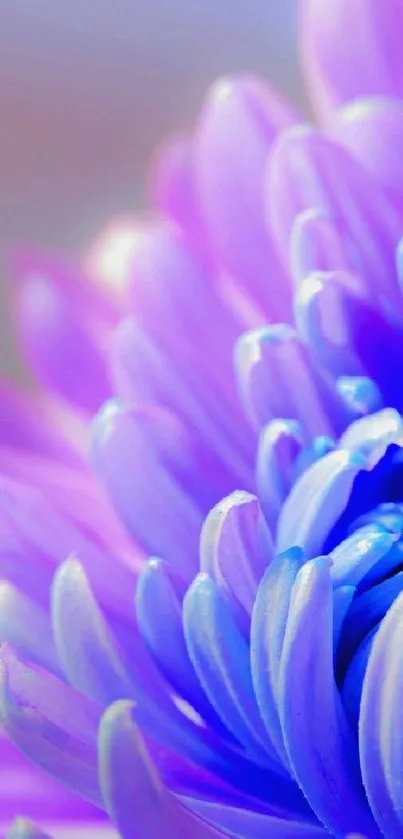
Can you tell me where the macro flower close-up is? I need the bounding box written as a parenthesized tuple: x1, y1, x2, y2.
(3, 1, 403, 838)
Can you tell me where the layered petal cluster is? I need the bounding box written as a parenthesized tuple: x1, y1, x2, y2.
(2, 2, 403, 838)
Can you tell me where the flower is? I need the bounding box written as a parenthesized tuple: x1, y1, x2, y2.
(2, 1, 403, 837)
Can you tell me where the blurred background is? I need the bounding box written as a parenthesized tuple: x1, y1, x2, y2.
(0, 0, 302, 370)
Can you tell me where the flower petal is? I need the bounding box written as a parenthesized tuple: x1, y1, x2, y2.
(301, 0, 403, 118)
(250, 547, 304, 769)
(278, 558, 377, 836)
(0, 644, 102, 806)
(359, 593, 403, 837)
(267, 127, 401, 312)
(98, 701, 228, 839)
(136, 558, 229, 735)
(200, 491, 273, 617)
(194, 76, 294, 317)
(331, 96, 403, 210)
(235, 323, 347, 437)
(276, 449, 365, 557)
(256, 420, 305, 528)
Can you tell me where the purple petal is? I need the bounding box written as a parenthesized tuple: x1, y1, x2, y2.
(290, 208, 350, 285)
(0, 582, 59, 675)
(112, 317, 253, 495)
(0, 476, 134, 618)
(301, 0, 403, 119)
(200, 491, 273, 616)
(278, 558, 377, 836)
(331, 97, 403, 210)
(235, 324, 348, 437)
(267, 127, 401, 313)
(91, 399, 203, 576)
(13, 253, 113, 414)
(295, 272, 403, 406)
(98, 701, 227, 839)
(149, 135, 206, 247)
(52, 565, 257, 791)
(120, 223, 254, 482)
(0, 644, 102, 807)
(194, 76, 295, 318)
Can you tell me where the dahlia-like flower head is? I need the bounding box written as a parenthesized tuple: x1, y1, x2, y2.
(3, 1, 403, 838)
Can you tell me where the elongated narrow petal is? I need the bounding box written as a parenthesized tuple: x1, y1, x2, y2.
(0, 645, 102, 807)
(194, 76, 294, 317)
(295, 272, 403, 408)
(359, 594, 403, 837)
(200, 492, 273, 617)
(13, 253, 113, 414)
(331, 97, 403, 210)
(185, 799, 328, 838)
(235, 324, 348, 436)
(0, 582, 59, 675)
(92, 400, 203, 576)
(136, 559, 227, 735)
(290, 208, 349, 285)
(250, 548, 304, 769)
(278, 559, 377, 836)
(183, 573, 271, 764)
(276, 449, 365, 557)
(112, 318, 252, 497)
(149, 135, 206, 247)
(256, 420, 305, 528)
(267, 127, 401, 313)
(98, 701, 226, 839)
(301, 0, 403, 119)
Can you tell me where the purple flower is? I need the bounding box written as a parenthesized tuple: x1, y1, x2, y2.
(2, 2, 403, 837)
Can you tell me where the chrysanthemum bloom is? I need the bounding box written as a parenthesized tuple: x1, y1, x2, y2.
(3, 1, 403, 838)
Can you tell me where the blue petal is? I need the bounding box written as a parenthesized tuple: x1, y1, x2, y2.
(256, 420, 305, 529)
(337, 376, 383, 417)
(250, 548, 304, 769)
(276, 449, 365, 556)
(52, 559, 233, 775)
(359, 595, 403, 839)
(291, 435, 335, 482)
(360, 594, 403, 838)
(278, 558, 377, 836)
(339, 571, 403, 665)
(330, 524, 398, 587)
(183, 574, 310, 815)
(332, 585, 355, 654)
(183, 573, 271, 764)
(136, 558, 230, 737)
(342, 628, 376, 727)
(185, 798, 328, 837)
